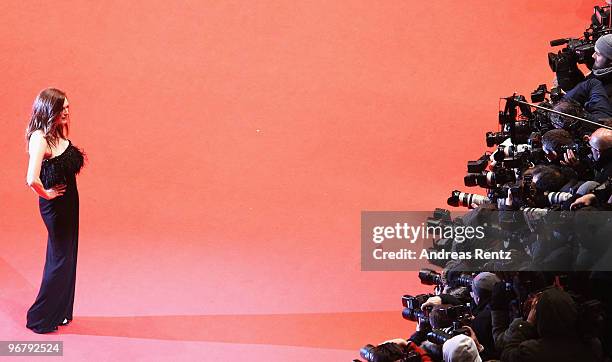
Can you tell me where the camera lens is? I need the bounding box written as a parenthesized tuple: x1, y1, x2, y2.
(359, 344, 376, 361)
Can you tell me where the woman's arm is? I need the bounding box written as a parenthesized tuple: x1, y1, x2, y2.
(26, 132, 65, 199)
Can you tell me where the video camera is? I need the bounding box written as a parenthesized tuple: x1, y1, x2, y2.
(548, 4, 612, 90)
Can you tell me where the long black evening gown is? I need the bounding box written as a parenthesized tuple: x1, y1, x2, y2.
(26, 139, 85, 334)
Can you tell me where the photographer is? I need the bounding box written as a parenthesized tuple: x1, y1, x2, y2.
(442, 332, 483, 362)
(571, 127, 612, 208)
(530, 164, 573, 196)
(542, 129, 577, 163)
(408, 304, 457, 362)
(499, 287, 602, 362)
(589, 127, 612, 183)
(552, 78, 612, 136)
(421, 272, 501, 361)
(517, 165, 585, 269)
(542, 129, 593, 181)
(562, 34, 612, 100)
(590, 34, 612, 99)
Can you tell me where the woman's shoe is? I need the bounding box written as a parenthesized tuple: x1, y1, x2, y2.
(29, 326, 58, 333)
(60, 318, 71, 326)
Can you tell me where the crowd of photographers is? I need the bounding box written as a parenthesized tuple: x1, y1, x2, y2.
(356, 7, 612, 362)
(357, 269, 608, 362)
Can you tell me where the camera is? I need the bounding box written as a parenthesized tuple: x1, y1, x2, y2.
(493, 144, 532, 162)
(547, 39, 592, 91)
(486, 131, 510, 147)
(496, 173, 535, 209)
(358, 7, 611, 360)
(464, 168, 516, 188)
(359, 342, 422, 362)
(426, 209, 453, 229)
(531, 84, 564, 104)
(548, 38, 595, 71)
(467, 153, 490, 173)
(447, 190, 491, 208)
(531, 84, 547, 103)
(593, 5, 611, 28)
(560, 143, 593, 163)
(427, 322, 470, 345)
(545, 191, 574, 206)
(547, 5, 612, 90)
(402, 294, 433, 310)
(450, 273, 474, 288)
(418, 269, 443, 286)
(402, 294, 434, 322)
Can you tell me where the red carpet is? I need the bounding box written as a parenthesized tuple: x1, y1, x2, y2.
(0, 1, 595, 360)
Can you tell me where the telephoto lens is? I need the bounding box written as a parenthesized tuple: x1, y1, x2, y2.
(546, 191, 573, 205)
(359, 342, 419, 362)
(402, 307, 428, 322)
(451, 273, 474, 288)
(477, 169, 516, 187)
(447, 190, 491, 208)
(402, 293, 432, 321)
(426, 329, 454, 345)
(427, 326, 469, 345)
(359, 344, 377, 362)
(465, 170, 516, 188)
(402, 294, 432, 309)
(418, 268, 443, 285)
(464, 173, 480, 187)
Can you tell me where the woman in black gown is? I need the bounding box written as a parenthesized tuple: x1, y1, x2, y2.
(25, 88, 86, 334)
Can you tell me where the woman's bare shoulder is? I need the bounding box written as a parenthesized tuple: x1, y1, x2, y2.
(28, 130, 49, 153)
(30, 130, 46, 140)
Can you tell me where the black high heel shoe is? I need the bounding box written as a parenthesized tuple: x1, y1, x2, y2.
(60, 318, 71, 326)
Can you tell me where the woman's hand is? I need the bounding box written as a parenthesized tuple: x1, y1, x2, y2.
(44, 184, 67, 200)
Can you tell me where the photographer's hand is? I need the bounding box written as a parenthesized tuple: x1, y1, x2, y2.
(490, 281, 512, 311)
(560, 149, 580, 167)
(416, 315, 432, 333)
(380, 338, 408, 347)
(464, 326, 484, 353)
(570, 193, 596, 210)
(421, 296, 442, 311)
(502, 188, 515, 210)
(527, 298, 538, 325)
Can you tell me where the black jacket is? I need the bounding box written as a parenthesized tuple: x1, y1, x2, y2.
(437, 293, 500, 360)
(499, 287, 602, 362)
(564, 78, 612, 133)
(594, 149, 612, 184)
(471, 298, 500, 361)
